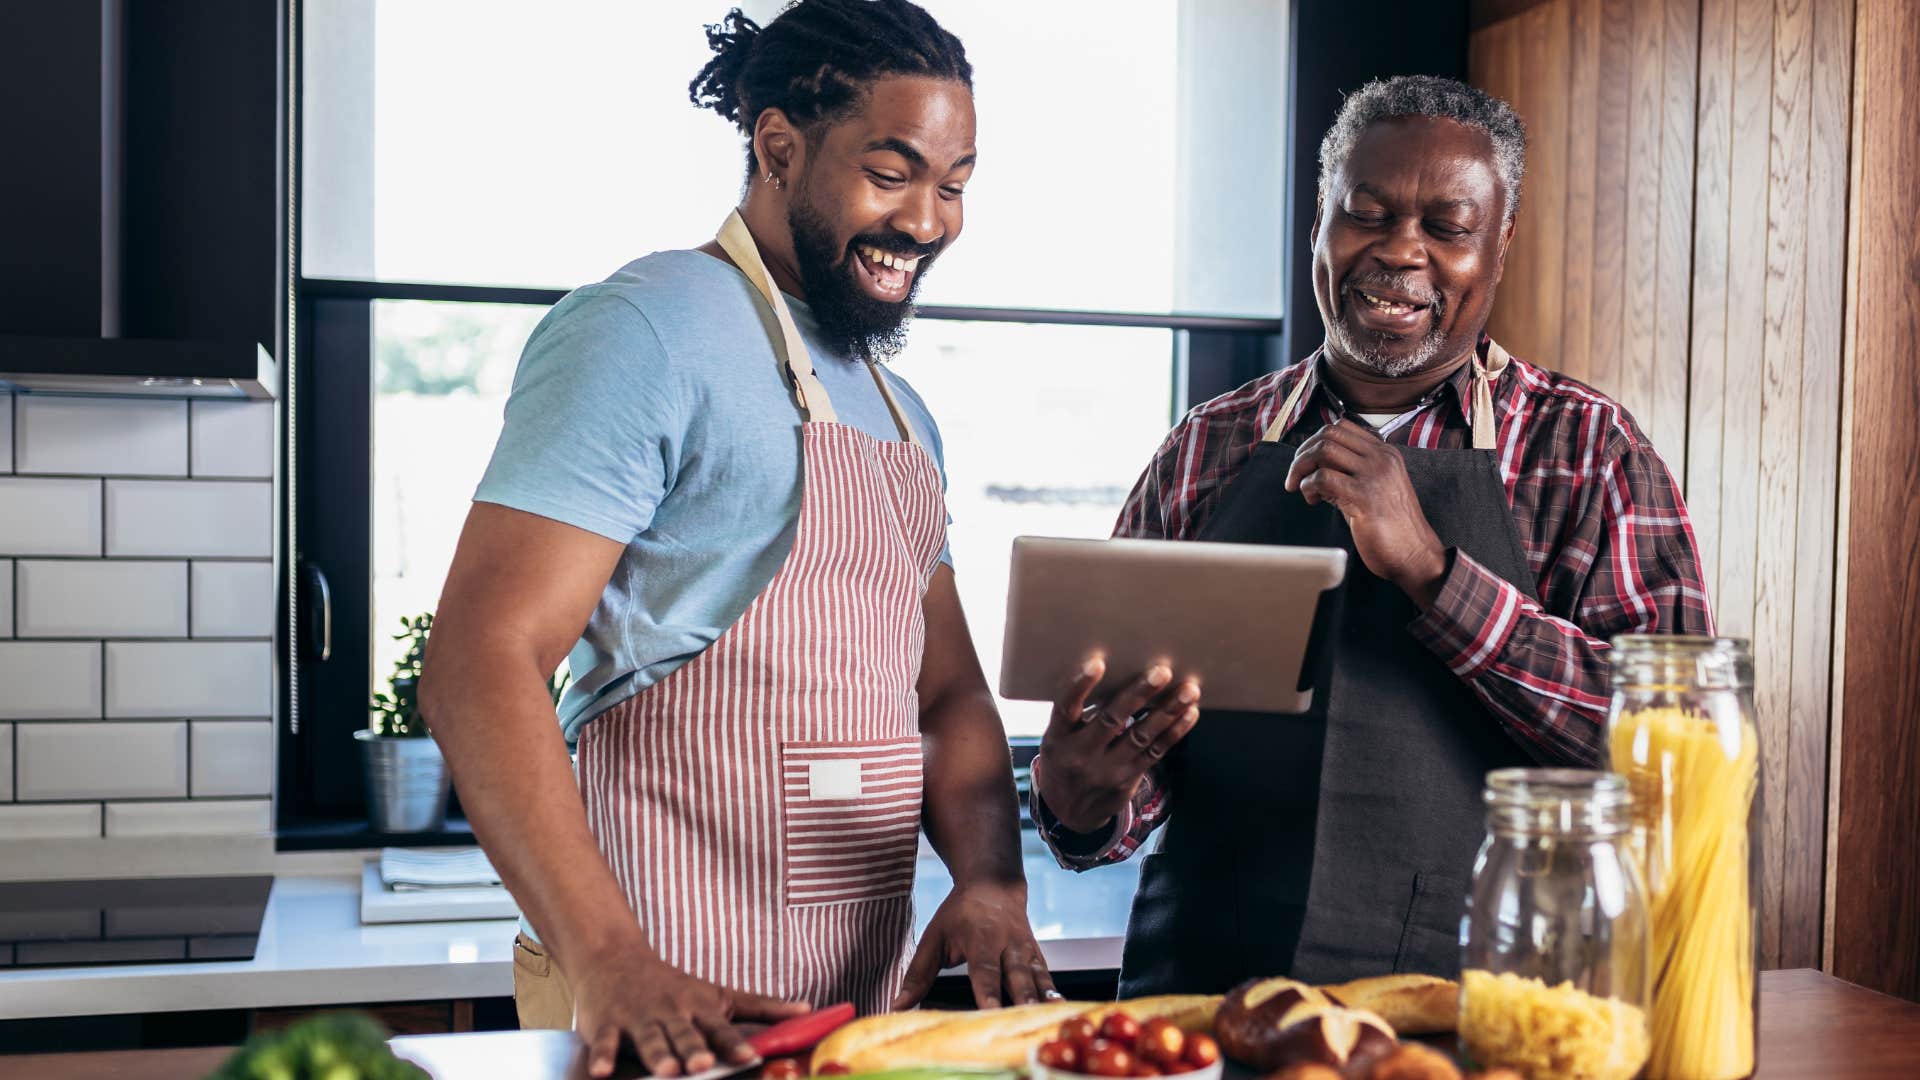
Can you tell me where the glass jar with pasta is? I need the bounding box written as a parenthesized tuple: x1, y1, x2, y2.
(1607, 635, 1761, 1080)
(1459, 768, 1652, 1080)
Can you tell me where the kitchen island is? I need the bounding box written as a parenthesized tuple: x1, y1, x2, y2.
(11, 970, 1920, 1079)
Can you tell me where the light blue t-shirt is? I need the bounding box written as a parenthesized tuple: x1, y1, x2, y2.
(474, 249, 949, 746)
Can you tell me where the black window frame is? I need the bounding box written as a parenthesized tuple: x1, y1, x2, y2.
(277, 0, 1471, 846)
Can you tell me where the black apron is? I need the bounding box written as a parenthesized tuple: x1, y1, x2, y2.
(1118, 347, 1539, 995)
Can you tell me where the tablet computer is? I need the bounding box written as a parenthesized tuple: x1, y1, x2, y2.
(997, 536, 1347, 715)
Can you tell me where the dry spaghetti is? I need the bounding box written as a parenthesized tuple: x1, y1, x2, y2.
(1610, 705, 1760, 1080)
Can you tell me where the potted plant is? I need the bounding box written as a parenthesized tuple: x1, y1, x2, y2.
(357, 612, 450, 833)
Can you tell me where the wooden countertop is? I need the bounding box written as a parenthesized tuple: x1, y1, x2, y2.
(13, 969, 1920, 1079)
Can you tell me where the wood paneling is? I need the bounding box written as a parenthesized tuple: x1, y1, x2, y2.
(1470, 0, 1857, 974)
(1830, 0, 1920, 1003)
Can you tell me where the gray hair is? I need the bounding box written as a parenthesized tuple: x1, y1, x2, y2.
(1317, 75, 1527, 223)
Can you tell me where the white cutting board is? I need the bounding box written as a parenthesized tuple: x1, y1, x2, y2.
(358, 861, 519, 924)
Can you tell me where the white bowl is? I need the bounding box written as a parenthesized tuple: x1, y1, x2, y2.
(1026, 1042, 1224, 1080)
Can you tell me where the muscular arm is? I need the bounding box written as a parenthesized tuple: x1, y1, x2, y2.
(421, 504, 806, 1077)
(418, 502, 636, 981)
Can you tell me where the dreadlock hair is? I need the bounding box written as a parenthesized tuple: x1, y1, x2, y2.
(689, 0, 972, 180)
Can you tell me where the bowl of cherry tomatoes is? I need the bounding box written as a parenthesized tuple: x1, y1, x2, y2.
(1029, 1012, 1223, 1080)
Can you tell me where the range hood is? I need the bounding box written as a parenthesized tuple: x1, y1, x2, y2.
(0, 1, 281, 400)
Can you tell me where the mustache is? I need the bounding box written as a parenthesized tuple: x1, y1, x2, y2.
(1341, 270, 1440, 307)
(847, 232, 942, 261)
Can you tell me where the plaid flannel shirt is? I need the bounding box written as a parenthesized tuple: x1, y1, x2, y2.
(1032, 343, 1714, 869)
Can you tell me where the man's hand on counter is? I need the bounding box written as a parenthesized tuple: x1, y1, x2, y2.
(1035, 658, 1201, 835)
(893, 879, 1057, 1011)
(568, 938, 812, 1078)
(1285, 418, 1450, 608)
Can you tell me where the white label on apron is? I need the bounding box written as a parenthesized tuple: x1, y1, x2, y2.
(807, 759, 863, 801)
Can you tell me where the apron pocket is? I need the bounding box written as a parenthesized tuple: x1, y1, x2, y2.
(781, 737, 924, 907)
(1393, 871, 1469, 977)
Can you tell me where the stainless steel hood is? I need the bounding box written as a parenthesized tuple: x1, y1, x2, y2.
(0, 337, 275, 400)
(0, 2, 282, 401)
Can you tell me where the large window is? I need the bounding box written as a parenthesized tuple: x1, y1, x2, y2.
(288, 0, 1287, 834)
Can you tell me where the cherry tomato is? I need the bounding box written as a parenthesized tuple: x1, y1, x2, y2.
(1059, 1016, 1098, 1047)
(760, 1058, 805, 1080)
(1037, 1038, 1084, 1073)
(816, 1064, 852, 1076)
(1084, 1040, 1136, 1078)
(1128, 1062, 1162, 1078)
(1098, 1013, 1142, 1045)
(1180, 1033, 1220, 1070)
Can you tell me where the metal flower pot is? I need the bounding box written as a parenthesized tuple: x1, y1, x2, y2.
(355, 728, 450, 833)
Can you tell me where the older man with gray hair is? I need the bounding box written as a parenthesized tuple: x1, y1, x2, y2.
(1028, 74, 1713, 994)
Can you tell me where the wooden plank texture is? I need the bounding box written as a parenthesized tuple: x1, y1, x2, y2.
(1687, 0, 1735, 598)
(1561, 0, 1603, 383)
(1832, 0, 1920, 1003)
(1753, 0, 1811, 969)
(1781, 0, 1850, 974)
(1519, 0, 1570, 365)
(1650, 0, 1698, 469)
(1621, 0, 1665, 419)
(1587, 0, 1636, 397)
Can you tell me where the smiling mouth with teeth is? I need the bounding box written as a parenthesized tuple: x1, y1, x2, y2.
(1353, 288, 1427, 316)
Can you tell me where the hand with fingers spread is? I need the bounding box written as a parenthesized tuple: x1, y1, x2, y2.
(892, 879, 1057, 1011)
(1036, 657, 1202, 835)
(1284, 417, 1449, 607)
(568, 942, 812, 1078)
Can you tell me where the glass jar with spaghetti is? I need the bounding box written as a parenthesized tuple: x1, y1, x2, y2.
(1607, 635, 1762, 1079)
(1459, 769, 1652, 1080)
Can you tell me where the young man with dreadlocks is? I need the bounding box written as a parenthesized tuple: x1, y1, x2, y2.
(419, 3, 1050, 1075)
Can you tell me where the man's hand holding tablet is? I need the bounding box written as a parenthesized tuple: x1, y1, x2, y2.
(1035, 657, 1203, 834)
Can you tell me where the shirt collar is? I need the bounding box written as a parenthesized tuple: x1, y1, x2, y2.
(1293, 335, 1501, 433)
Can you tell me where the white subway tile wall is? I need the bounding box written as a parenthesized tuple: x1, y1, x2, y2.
(0, 642, 103, 720)
(0, 392, 277, 837)
(106, 641, 273, 718)
(190, 401, 274, 479)
(15, 722, 189, 801)
(15, 397, 189, 477)
(15, 560, 189, 639)
(190, 561, 276, 637)
(105, 799, 272, 838)
(0, 803, 106, 840)
(106, 480, 272, 557)
(0, 477, 104, 556)
(189, 721, 273, 797)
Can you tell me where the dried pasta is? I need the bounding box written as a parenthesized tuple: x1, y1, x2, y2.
(1610, 705, 1760, 1080)
(1459, 969, 1650, 1080)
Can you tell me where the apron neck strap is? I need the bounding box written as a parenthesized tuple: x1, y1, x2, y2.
(1260, 341, 1509, 451)
(714, 210, 922, 445)
(716, 210, 839, 427)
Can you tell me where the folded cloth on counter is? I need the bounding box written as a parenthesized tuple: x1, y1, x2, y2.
(378, 847, 501, 891)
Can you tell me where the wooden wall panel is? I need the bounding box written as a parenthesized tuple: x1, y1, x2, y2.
(1830, 0, 1920, 1004)
(1470, 0, 1857, 974)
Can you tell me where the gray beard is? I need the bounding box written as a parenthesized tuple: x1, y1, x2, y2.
(1326, 317, 1448, 377)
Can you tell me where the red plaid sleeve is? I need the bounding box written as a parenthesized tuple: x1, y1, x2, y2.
(1030, 755, 1173, 870)
(1407, 432, 1714, 765)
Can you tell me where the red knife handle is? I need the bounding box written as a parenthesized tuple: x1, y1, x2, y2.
(748, 1002, 856, 1058)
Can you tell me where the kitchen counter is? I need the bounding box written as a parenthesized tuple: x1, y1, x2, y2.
(14, 970, 1920, 1079)
(0, 844, 1140, 1021)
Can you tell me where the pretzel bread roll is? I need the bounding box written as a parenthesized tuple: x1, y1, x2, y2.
(1215, 982, 1394, 1073)
(1321, 975, 1460, 1036)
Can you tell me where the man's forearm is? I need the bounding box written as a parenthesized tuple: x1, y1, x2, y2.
(422, 654, 650, 977)
(919, 687, 1026, 891)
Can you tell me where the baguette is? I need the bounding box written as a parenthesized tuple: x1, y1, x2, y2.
(1320, 974, 1460, 1035)
(808, 996, 1220, 1074)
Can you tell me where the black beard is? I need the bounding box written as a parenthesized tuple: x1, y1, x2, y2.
(787, 193, 933, 363)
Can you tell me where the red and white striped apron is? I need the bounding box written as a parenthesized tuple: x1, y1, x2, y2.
(576, 211, 947, 1015)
